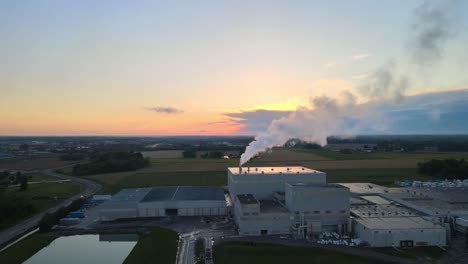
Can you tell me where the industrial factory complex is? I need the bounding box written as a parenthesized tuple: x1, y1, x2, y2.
(98, 166, 468, 248)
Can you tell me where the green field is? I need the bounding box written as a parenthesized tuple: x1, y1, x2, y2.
(295, 148, 468, 161)
(1, 177, 85, 230)
(77, 148, 468, 194)
(0, 236, 55, 264)
(326, 168, 433, 186)
(85, 171, 226, 194)
(213, 242, 391, 264)
(124, 227, 178, 264)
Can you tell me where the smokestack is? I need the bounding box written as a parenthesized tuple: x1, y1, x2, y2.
(239, 167, 242, 174)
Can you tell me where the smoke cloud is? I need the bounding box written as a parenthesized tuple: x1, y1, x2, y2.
(410, 0, 460, 65)
(239, 0, 462, 166)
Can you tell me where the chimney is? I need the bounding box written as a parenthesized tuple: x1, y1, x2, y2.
(239, 167, 242, 174)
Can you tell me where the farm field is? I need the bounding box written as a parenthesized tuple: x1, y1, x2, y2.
(213, 241, 391, 264)
(0, 154, 73, 170)
(0, 235, 55, 264)
(80, 148, 468, 194)
(124, 227, 178, 264)
(84, 170, 226, 194)
(141, 150, 183, 159)
(326, 168, 433, 186)
(295, 148, 468, 161)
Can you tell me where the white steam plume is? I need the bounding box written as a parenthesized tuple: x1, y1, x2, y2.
(239, 0, 462, 166)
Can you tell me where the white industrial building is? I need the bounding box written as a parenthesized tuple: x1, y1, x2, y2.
(99, 186, 227, 221)
(342, 183, 450, 248)
(354, 217, 447, 247)
(228, 167, 350, 237)
(349, 202, 447, 247)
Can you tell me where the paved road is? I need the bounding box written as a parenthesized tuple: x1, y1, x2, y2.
(0, 166, 101, 250)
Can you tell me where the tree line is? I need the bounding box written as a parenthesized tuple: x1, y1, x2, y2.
(418, 158, 468, 179)
(72, 151, 149, 176)
(39, 197, 86, 231)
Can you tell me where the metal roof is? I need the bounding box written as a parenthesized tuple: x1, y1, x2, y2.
(140, 186, 225, 202)
(355, 216, 442, 230)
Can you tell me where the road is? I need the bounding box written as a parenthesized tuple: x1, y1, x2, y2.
(0, 166, 101, 250)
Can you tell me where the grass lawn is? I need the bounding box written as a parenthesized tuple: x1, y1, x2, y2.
(213, 241, 391, 264)
(56, 166, 74, 176)
(326, 168, 434, 186)
(1, 180, 85, 230)
(372, 246, 445, 260)
(124, 227, 178, 264)
(0, 236, 55, 264)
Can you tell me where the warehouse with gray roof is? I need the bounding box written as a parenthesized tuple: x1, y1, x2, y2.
(99, 186, 227, 221)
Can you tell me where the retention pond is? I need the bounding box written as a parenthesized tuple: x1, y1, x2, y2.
(24, 234, 138, 264)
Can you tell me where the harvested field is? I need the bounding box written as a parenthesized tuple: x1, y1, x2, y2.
(141, 150, 183, 159)
(254, 148, 330, 161)
(0, 155, 73, 170)
(249, 158, 420, 170)
(81, 148, 468, 194)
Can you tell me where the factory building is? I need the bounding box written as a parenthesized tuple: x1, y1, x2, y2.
(342, 183, 448, 247)
(99, 186, 227, 221)
(228, 167, 350, 237)
(354, 217, 447, 247)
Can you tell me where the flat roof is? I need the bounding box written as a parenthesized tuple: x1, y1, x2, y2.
(360, 195, 391, 205)
(351, 204, 420, 218)
(228, 166, 322, 175)
(287, 182, 347, 189)
(141, 186, 225, 202)
(260, 200, 289, 214)
(355, 216, 441, 230)
(111, 188, 152, 203)
(237, 194, 259, 205)
(338, 183, 398, 194)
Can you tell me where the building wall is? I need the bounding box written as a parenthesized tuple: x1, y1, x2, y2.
(354, 221, 447, 247)
(100, 208, 138, 221)
(236, 213, 292, 235)
(285, 184, 349, 214)
(228, 171, 326, 200)
(137, 200, 227, 217)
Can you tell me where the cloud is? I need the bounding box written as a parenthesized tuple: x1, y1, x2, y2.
(146, 107, 183, 114)
(224, 110, 291, 135)
(324, 61, 336, 68)
(228, 89, 468, 136)
(351, 53, 370, 60)
(352, 74, 368, 80)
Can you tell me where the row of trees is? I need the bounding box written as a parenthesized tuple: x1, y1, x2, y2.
(39, 197, 86, 231)
(72, 151, 149, 176)
(182, 148, 226, 159)
(0, 194, 35, 228)
(418, 158, 468, 179)
(1, 171, 29, 191)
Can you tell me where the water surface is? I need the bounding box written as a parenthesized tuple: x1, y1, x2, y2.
(24, 234, 138, 264)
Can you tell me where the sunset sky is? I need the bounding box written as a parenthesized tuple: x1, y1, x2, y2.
(1, 0, 467, 136)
